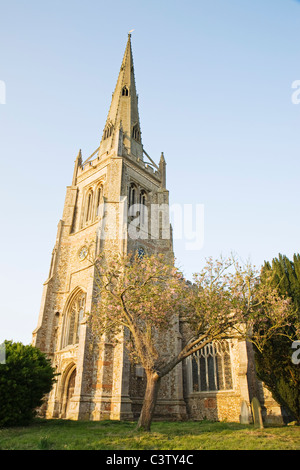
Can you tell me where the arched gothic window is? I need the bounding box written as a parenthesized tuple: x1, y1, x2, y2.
(132, 123, 141, 142)
(128, 183, 137, 207)
(84, 190, 93, 224)
(187, 341, 233, 393)
(95, 186, 103, 218)
(139, 190, 147, 225)
(103, 123, 113, 140)
(61, 290, 86, 348)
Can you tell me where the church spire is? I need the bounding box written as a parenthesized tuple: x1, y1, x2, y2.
(98, 33, 143, 160)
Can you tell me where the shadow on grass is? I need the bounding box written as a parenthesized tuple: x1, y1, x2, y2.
(1, 418, 297, 450)
(29, 417, 252, 436)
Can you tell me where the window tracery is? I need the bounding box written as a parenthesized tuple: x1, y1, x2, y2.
(187, 341, 233, 393)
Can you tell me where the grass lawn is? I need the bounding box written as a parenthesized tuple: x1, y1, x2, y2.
(0, 419, 299, 450)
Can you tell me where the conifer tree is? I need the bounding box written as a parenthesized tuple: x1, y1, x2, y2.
(255, 254, 300, 423)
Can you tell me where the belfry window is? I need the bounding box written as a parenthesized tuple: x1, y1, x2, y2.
(132, 123, 141, 142)
(128, 183, 137, 207)
(95, 186, 103, 218)
(122, 86, 129, 96)
(139, 190, 147, 225)
(187, 341, 233, 393)
(85, 191, 93, 224)
(103, 123, 113, 140)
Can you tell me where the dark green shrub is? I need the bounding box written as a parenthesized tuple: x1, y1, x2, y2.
(255, 254, 300, 423)
(0, 341, 56, 427)
(255, 337, 300, 422)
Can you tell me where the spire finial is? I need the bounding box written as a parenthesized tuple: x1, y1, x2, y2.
(77, 149, 82, 164)
(128, 29, 134, 37)
(159, 152, 166, 189)
(72, 149, 82, 186)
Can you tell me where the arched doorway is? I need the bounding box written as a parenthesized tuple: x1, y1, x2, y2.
(65, 368, 76, 417)
(61, 365, 77, 418)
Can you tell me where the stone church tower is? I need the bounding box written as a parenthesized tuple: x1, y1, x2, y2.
(32, 34, 186, 421)
(33, 35, 285, 425)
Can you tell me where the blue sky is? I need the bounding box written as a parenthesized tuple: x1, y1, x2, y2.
(1, 0, 300, 345)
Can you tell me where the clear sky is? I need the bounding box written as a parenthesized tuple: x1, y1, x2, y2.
(1, 0, 300, 345)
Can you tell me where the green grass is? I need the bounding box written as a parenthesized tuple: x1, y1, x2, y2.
(0, 419, 299, 450)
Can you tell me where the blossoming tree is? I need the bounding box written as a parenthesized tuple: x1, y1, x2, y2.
(88, 252, 297, 431)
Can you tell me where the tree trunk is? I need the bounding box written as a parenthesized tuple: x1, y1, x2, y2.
(137, 372, 161, 431)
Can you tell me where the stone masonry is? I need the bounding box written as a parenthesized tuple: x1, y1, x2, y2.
(32, 35, 284, 425)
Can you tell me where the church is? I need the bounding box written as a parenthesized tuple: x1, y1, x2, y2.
(32, 34, 283, 424)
